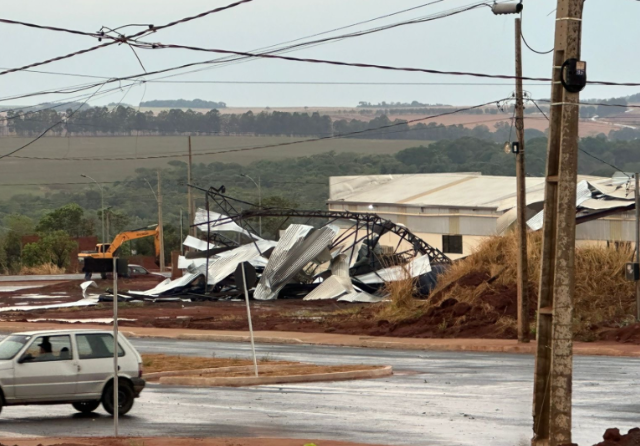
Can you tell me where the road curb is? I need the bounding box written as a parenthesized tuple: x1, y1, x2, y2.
(159, 365, 393, 387)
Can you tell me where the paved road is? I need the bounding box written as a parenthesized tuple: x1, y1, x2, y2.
(0, 338, 637, 446)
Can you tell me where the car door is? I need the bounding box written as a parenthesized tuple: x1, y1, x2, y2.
(14, 335, 77, 400)
(75, 333, 125, 397)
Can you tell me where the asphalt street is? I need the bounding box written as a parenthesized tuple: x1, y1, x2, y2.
(0, 337, 637, 446)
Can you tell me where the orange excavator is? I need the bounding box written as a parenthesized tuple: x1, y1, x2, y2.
(79, 225, 160, 279)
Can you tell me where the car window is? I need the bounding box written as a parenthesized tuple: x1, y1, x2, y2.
(131, 267, 146, 274)
(22, 335, 72, 362)
(76, 334, 125, 360)
(0, 335, 30, 360)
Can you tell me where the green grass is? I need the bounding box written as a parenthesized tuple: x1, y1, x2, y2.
(0, 136, 430, 199)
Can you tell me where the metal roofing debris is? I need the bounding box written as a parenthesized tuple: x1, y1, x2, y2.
(133, 188, 448, 303)
(194, 209, 262, 240)
(183, 235, 215, 251)
(129, 273, 203, 297)
(254, 224, 339, 301)
(204, 239, 276, 286)
(0, 296, 99, 313)
(81, 280, 98, 299)
(355, 255, 432, 285)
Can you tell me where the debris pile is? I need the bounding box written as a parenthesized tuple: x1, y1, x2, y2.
(118, 188, 450, 303)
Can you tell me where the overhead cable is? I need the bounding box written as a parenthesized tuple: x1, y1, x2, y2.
(529, 98, 629, 175)
(133, 40, 640, 87)
(0, 0, 258, 78)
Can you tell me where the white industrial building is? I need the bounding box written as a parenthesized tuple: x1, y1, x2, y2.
(327, 173, 636, 259)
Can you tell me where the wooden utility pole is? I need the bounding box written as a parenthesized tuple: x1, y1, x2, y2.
(636, 173, 640, 321)
(187, 136, 196, 237)
(157, 170, 165, 272)
(532, 0, 585, 445)
(514, 18, 529, 344)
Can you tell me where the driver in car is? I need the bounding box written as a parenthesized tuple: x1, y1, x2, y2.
(37, 339, 55, 361)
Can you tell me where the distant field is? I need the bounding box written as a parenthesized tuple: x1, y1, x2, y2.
(0, 136, 429, 199)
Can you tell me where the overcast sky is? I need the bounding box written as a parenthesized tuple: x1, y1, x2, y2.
(0, 0, 636, 108)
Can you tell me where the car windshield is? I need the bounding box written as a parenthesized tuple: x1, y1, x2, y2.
(0, 335, 30, 360)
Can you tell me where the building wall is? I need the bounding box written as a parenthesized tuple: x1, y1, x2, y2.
(330, 204, 639, 260)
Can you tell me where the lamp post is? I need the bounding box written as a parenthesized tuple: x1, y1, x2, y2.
(240, 174, 262, 236)
(81, 174, 105, 245)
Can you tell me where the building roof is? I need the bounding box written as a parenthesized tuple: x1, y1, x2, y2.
(329, 173, 608, 210)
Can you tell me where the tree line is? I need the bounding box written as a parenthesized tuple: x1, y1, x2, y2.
(6, 105, 547, 142)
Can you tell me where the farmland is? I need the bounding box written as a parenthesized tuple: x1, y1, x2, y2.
(0, 136, 429, 199)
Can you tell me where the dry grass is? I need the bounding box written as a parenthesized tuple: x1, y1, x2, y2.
(142, 354, 253, 373)
(425, 230, 636, 339)
(375, 267, 426, 321)
(19, 263, 65, 275)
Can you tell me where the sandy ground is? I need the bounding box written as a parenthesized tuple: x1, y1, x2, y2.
(0, 437, 390, 446)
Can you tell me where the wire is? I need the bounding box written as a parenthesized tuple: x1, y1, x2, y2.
(521, 34, 553, 55)
(0, 41, 117, 78)
(145, 80, 550, 86)
(7, 98, 507, 162)
(134, 39, 640, 87)
(0, 0, 258, 79)
(0, 18, 102, 38)
(0, 82, 107, 161)
(529, 98, 629, 176)
(534, 98, 640, 109)
(520, 12, 553, 55)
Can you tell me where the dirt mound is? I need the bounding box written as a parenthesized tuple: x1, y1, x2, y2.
(599, 323, 640, 345)
(592, 427, 640, 446)
(413, 231, 638, 341)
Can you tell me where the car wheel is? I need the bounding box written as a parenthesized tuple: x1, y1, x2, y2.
(102, 381, 135, 416)
(100, 272, 107, 280)
(72, 401, 100, 414)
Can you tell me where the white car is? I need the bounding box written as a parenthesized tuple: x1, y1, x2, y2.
(0, 329, 145, 416)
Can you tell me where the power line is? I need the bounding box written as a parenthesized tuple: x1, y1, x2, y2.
(520, 12, 553, 55)
(529, 98, 629, 176)
(521, 34, 553, 55)
(0, 83, 108, 161)
(0, 41, 118, 78)
(0, 0, 499, 104)
(0, 0, 258, 79)
(7, 98, 507, 161)
(133, 40, 640, 87)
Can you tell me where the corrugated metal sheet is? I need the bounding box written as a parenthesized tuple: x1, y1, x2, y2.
(254, 224, 339, 300)
(194, 209, 261, 240)
(205, 239, 277, 286)
(355, 255, 431, 284)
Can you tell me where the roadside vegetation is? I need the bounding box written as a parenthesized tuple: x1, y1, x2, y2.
(414, 231, 635, 340)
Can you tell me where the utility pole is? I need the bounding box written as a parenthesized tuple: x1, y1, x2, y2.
(514, 18, 529, 344)
(491, 1, 527, 344)
(636, 173, 640, 321)
(187, 136, 195, 237)
(180, 208, 184, 256)
(157, 170, 165, 272)
(532, 0, 586, 445)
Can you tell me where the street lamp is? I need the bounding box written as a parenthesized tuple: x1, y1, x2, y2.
(240, 174, 262, 236)
(81, 174, 105, 245)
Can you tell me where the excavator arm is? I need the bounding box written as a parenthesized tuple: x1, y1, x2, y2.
(106, 226, 160, 257)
